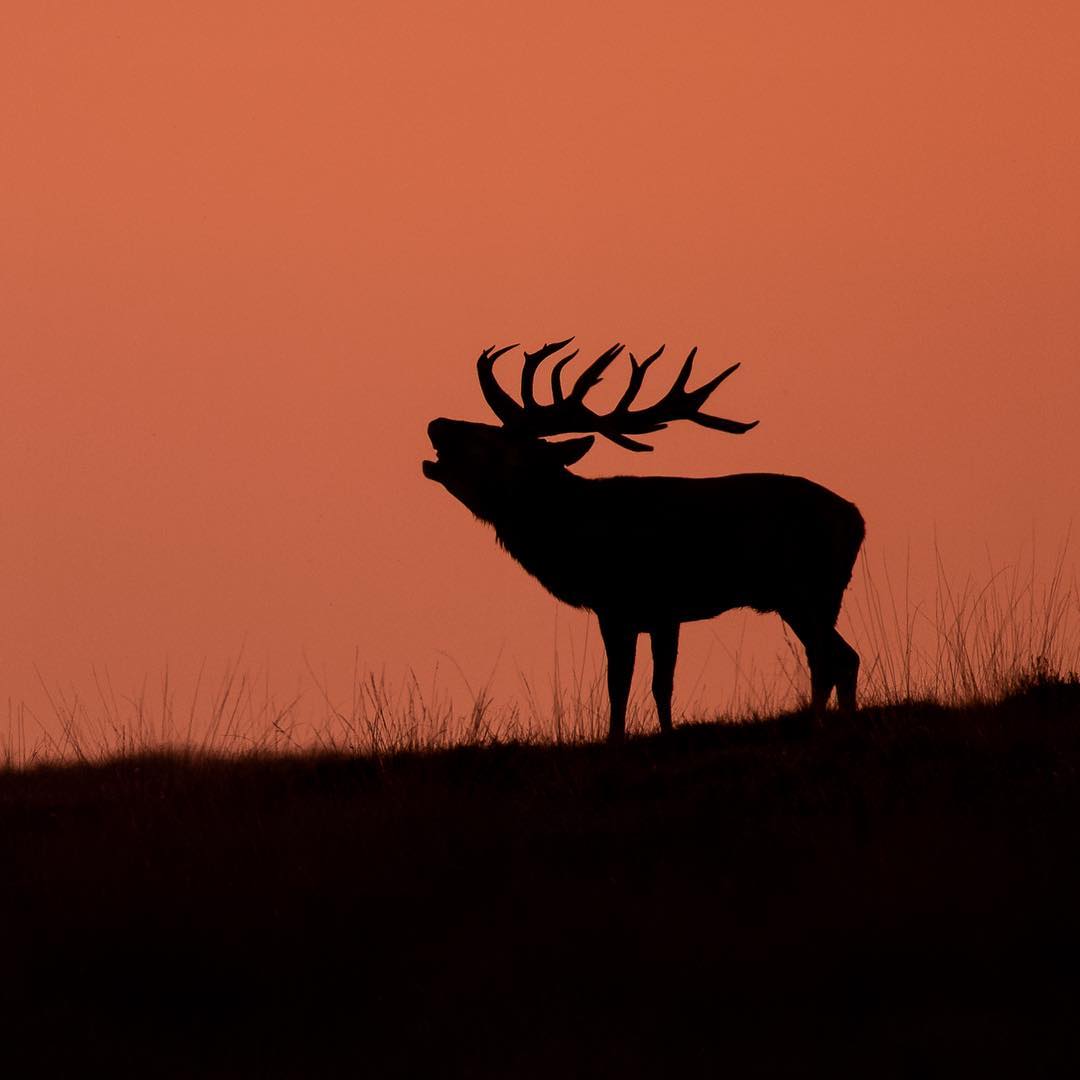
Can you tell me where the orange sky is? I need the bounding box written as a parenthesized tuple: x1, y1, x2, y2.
(4, 3, 1079, 743)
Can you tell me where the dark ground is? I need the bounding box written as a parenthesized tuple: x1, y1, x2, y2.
(4, 679, 1080, 1078)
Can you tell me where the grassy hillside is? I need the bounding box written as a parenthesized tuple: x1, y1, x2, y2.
(4, 678, 1080, 1077)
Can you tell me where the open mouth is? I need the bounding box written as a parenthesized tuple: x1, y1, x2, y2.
(422, 439, 443, 480)
(423, 420, 452, 481)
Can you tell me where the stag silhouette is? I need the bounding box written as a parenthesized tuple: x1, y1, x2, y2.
(423, 338, 864, 740)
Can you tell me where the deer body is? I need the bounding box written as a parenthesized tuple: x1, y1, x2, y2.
(489, 469, 862, 624)
(424, 340, 864, 740)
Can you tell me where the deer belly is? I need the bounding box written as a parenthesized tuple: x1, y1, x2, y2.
(589, 547, 797, 624)
(532, 558, 747, 624)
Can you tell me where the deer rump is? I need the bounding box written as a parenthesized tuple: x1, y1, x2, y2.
(495, 471, 865, 631)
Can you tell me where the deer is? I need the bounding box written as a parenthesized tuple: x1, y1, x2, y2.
(422, 338, 865, 741)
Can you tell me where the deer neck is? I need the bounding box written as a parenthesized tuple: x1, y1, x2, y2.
(491, 469, 589, 552)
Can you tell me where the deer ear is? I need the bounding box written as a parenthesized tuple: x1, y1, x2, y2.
(547, 435, 595, 466)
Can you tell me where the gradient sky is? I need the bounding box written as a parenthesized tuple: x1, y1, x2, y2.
(4, 2, 1078, 741)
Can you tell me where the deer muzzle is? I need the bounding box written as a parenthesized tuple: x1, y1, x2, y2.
(422, 417, 455, 481)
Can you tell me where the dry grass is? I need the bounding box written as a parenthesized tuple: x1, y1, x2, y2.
(844, 536, 1078, 705)
(5, 540, 1078, 767)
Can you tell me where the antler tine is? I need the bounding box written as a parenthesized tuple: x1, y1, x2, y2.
(692, 414, 760, 435)
(566, 344, 625, 404)
(476, 343, 523, 425)
(684, 362, 741, 408)
(672, 346, 698, 392)
(483, 343, 519, 363)
(600, 430, 662, 453)
(549, 349, 580, 404)
(614, 345, 665, 413)
(523, 337, 574, 365)
(521, 337, 575, 407)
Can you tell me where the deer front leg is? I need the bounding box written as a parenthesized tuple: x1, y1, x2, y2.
(650, 623, 680, 734)
(599, 616, 637, 742)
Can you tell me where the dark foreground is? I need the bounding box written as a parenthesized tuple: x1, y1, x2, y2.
(5, 681, 1080, 1078)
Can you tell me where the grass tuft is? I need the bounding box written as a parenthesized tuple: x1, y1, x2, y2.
(5, 540, 1079, 767)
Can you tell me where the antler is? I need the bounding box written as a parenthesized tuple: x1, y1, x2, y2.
(476, 339, 758, 452)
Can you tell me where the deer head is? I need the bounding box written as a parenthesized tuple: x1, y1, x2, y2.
(422, 338, 758, 518)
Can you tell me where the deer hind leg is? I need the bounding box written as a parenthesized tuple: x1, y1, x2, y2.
(649, 623, 680, 734)
(831, 628, 859, 712)
(599, 617, 638, 742)
(785, 615, 838, 717)
(807, 643, 835, 717)
(785, 615, 860, 717)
